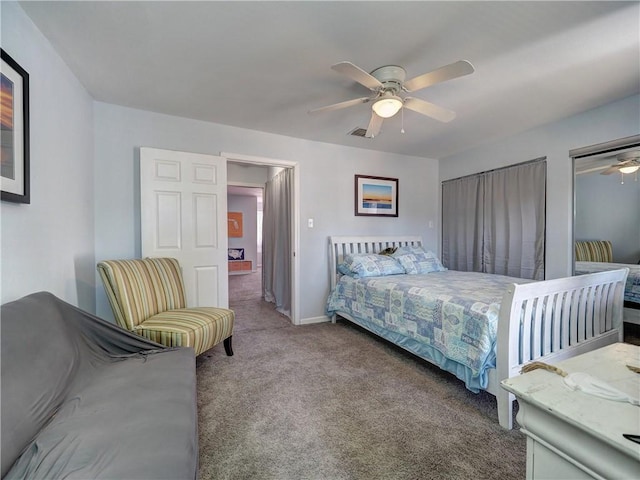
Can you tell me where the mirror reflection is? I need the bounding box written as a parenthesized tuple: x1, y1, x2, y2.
(575, 149, 639, 263)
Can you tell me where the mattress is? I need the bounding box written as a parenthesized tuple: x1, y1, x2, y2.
(575, 261, 640, 305)
(326, 270, 530, 391)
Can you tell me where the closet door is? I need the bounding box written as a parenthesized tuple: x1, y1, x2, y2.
(442, 158, 546, 280)
(483, 160, 546, 280)
(441, 175, 484, 272)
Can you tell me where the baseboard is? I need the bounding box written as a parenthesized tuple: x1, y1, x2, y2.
(299, 315, 331, 325)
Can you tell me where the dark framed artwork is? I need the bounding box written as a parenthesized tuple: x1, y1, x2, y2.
(355, 174, 398, 217)
(228, 248, 245, 261)
(1, 49, 30, 204)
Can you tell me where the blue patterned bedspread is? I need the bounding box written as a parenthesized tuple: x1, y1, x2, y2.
(326, 271, 530, 391)
(575, 262, 640, 304)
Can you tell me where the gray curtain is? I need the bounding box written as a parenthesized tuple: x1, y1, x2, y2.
(442, 159, 546, 280)
(442, 175, 484, 272)
(262, 168, 292, 317)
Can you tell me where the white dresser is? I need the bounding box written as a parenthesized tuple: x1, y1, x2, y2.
(502, 343, 640, 480)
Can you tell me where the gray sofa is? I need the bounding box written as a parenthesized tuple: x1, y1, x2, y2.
(1, 292, 198, 479)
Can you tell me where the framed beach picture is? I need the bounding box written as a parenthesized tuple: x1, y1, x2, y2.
(354, 175, 398, 217)
(1, 49, 30, 204)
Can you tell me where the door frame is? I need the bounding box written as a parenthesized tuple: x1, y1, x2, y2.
(221, 152, 300, 325)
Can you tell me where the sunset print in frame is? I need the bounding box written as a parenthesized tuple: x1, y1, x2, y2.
(1, 49, 30, 204)
(355, 175, 398, 217)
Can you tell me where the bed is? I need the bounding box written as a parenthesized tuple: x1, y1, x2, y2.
(326, 235, 628, 430)
(574, 240, 640, 324)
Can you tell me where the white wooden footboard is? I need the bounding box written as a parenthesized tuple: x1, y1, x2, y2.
(492, 268, 628, 429)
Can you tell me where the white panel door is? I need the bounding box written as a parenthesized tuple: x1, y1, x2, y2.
(140, 147, 228, 308)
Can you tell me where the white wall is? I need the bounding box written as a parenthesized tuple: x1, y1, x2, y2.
(440, 94, 640, 279)
(228, 163, 268, 184)
(0, 2, 95, 310)
(93, 102, 439, 321)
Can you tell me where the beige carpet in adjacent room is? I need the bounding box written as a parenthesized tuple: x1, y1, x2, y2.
(196, 284, 526, 480)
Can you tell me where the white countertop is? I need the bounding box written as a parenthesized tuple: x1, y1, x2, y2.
(502, 343, 640, 459)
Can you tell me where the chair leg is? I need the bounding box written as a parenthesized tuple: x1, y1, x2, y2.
(223, 336, 233, 356)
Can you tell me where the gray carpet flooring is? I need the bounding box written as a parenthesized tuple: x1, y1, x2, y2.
(196, 271, 526, 479)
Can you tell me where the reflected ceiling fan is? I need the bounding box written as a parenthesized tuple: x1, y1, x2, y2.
(309, 59, 474, 138)
(600, 150, 640, 176)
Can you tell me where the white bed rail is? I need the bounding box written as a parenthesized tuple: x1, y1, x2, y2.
(494, 268, 628, 428)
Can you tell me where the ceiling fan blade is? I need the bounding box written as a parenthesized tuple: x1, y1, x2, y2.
(403, 97, 456, 123)
(308, 96, 371, 115)
(617, 151, 640, 162)
(332, 62, 383, 91)
(403, 60, 475, 93)
(365, 112, 383, 138)
(600, 165, 620, 175)
(618, 159, 639, 166)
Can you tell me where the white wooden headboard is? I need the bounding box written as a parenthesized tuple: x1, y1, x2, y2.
(328, 235, 423, 290)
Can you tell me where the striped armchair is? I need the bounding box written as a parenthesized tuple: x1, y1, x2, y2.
(575, 240, 613, 263)
(97, 257, 234, 356)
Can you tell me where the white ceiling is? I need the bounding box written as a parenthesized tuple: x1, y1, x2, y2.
(19, 1, 640, 159)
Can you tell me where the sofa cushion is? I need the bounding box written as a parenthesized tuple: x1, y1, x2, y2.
(1, 294, 79, 478)
(1, 292, 198, 480)
(6, 347, 197, 480)
(136, 307, 234, 354)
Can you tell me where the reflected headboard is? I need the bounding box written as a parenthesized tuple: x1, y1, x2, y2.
(575, 240, 613, 262)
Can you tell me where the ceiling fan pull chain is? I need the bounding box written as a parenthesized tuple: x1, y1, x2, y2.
(401, 107, 405, 134)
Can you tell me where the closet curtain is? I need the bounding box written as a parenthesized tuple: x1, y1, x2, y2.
(441, 175, 484, 272)
(262, 168, 292, 317)
(442, 158, 546, 280)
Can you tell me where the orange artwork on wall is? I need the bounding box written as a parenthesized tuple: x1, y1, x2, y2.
(228, 212, 243, 237)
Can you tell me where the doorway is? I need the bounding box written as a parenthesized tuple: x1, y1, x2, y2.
(228, 185, 264, 303)
(223, 152, 300, 325)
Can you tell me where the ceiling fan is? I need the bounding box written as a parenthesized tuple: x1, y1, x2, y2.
(309, 59, 475, 138)
(600, 150, 640, 175)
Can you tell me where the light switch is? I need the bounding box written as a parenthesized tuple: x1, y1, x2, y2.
(428, 221, 434, 229)
(308, 218, 314, 228)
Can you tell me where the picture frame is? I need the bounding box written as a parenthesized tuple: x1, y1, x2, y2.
(228, 248, 245, 261)
(1, 49, 30, 204)
(355, 174, 398, 217)
(227, 211, 243, 237)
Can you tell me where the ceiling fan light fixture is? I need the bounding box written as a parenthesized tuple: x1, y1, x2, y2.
(372, 95, 403, 118)
(619, 165, 640, 174)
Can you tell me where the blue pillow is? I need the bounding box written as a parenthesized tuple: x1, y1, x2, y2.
(338, 253, 405, 278)
(392, 245, 446, 274)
